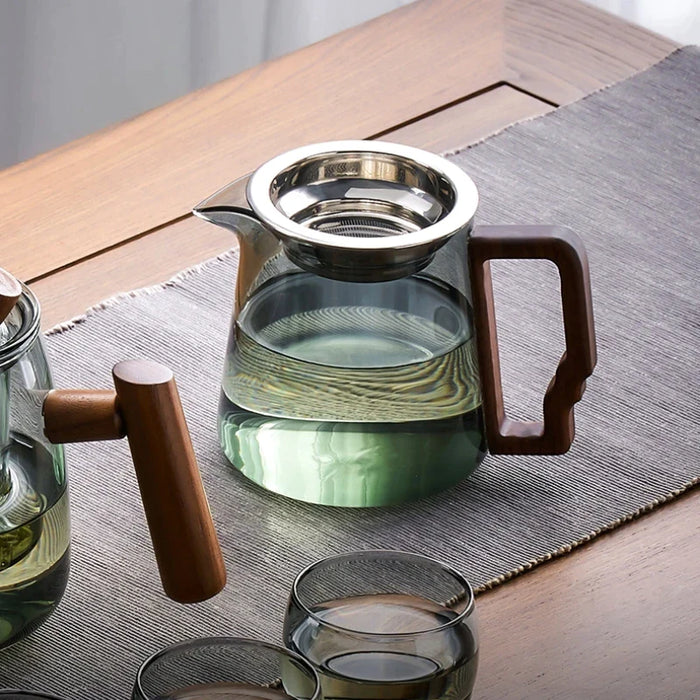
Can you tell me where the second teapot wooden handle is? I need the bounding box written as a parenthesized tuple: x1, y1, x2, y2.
(112, 359, 226, 603)
(43, 360, 226, 604)
(44, 390, 125, 443)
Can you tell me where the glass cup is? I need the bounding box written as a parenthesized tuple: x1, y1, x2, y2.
(0, 693, 66, 699)
(283, 550, 478, 700)
(132, 637, 321, 700)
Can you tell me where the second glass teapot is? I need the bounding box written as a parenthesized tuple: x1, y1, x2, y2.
(194, 140, 596, 507)
(0, 271, 225, 648)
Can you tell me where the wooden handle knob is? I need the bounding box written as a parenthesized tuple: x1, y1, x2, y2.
(0, 267, 22, 325)
(112, 359, 226, 603)
(43, 389, 125, 443)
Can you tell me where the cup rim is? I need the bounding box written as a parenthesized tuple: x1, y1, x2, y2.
(0, 692, 66, 699)
(133, 636, 322, 700)
(290, 549, 475, 638)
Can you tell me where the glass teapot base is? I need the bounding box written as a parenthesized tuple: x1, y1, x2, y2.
(0, 548, 69, 650)
(218, 394, 486, 508)
(0, 436, 70, 648)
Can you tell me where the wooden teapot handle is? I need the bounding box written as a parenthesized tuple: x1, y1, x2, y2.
(468, 225, 597, 455)
(44, 360, 226, 604)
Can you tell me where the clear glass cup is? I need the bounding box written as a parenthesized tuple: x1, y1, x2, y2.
(0, 692, 66, 699)
(283, 550, 478, 700)
(133, 637, 321, 700)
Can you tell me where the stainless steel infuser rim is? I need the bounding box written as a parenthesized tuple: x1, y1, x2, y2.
(246, 140, 479, 251)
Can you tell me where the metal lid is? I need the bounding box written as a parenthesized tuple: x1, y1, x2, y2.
(246, 140, 479, 282)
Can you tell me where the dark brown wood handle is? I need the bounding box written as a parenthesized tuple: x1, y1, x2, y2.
(112, 359, 226, 603)
(468, 225, 597, 455)
(43, 389, 125, 443)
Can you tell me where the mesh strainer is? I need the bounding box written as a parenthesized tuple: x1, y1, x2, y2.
(244, 140, 479, 282)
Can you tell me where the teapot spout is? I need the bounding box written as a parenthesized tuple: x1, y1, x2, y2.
(193, 174, 257, 232)
(194, 174, 282, 312)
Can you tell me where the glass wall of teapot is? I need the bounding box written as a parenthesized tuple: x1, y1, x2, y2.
(0, 276, 225, 649)
(194, 141, 596, 508)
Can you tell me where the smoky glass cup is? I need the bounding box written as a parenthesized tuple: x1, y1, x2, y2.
(283, 550, 478, 700)
(132, 637, 321, 700)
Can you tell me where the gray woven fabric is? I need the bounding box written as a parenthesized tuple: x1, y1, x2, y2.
(2, 47, 699, 698)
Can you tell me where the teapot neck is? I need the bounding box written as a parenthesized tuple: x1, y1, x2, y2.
(1, 288, 41, 503)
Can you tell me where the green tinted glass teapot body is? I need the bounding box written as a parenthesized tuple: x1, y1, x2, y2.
(195, 141, 596, 507)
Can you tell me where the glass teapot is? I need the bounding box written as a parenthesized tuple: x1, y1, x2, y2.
(0, 270, 226, 648)
(194, 140, 596, 508)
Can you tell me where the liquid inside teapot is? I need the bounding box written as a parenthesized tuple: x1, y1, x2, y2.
(219, 272, 486, 506)
(0, 435, 69, 648)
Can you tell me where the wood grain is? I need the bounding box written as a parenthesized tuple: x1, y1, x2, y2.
(43, 389, 124, 443)
(469, 225, 596, 454)
(3, 1, 694, 694)
(0, 0, 503, 281)
(475, 487, 700, 699)
(0, 0, 675, 283)
(112, 359, 227, 604)
(505, 0, 677, 104)
(385, 85, 554, 153)
(33, 216, 234, 329)
(31, 88, 552, 330)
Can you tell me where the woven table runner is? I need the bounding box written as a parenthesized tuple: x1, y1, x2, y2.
(2, 47, 698, 698)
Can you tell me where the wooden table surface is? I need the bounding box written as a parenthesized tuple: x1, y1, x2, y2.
(1, 1, 697, 697)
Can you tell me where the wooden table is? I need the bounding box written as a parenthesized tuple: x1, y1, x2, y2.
(1, 1, 697, 697)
